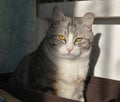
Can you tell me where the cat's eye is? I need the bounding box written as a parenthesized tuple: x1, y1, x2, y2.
(75, 38, 84, 43)
(57, 35, 66, 41)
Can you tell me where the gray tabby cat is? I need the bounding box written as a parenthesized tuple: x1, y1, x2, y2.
(10, 6, 94, 102)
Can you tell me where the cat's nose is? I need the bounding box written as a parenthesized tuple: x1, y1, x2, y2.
(66, 48, 73, 53)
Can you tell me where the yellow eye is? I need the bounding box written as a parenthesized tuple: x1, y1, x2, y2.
(75, 38, 83, 42)
(57, 35, 65, 41)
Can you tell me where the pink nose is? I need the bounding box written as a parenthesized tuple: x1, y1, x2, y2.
(66, 48, 73, 53)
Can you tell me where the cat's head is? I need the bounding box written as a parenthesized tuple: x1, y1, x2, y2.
(44, 6, 95, 60)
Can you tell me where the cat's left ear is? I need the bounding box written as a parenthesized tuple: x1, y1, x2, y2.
(52, 5, 65, 22)
(82, 12, 95, 28)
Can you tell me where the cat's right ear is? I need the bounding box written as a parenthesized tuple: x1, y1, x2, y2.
(52, 5, 65, 22)
(82, 12, 95, 28)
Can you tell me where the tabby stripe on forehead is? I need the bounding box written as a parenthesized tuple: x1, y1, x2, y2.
(68, 20, 76, 35)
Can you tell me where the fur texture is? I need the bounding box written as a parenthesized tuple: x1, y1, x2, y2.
(10, 6, 95, 102)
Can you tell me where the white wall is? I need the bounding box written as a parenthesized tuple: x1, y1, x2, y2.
(93, 25, 120, 81)
(39, 0, 120, 17)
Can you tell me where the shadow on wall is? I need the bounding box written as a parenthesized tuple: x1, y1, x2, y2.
(89, 33, 101, 76)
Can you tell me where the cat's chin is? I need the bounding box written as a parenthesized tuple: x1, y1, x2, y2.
(60, 54, 80, 60)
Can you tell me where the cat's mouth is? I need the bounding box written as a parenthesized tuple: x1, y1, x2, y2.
(62, 53, 79, 59)
(63, 50, 80, 57)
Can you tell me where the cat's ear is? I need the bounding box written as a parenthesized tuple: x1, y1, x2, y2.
(82, 12, 95, 28)
(52, 5, 65, 22)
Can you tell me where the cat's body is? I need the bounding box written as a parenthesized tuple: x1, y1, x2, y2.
(10, 6, 95, 102)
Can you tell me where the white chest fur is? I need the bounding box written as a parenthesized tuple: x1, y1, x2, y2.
(54, 58, 89, 82)
(53, 57, 89, 101)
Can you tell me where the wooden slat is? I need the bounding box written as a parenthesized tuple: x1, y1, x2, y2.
(94, 18, 120, 24)
(39, 0, 120, 18)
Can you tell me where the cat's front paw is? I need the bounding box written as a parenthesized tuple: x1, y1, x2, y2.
(79, 97, 85, 102)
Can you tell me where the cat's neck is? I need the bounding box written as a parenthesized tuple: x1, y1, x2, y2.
(47, 50, 90, 81)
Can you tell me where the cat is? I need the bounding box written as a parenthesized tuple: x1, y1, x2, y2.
(10, 6, 95, 102)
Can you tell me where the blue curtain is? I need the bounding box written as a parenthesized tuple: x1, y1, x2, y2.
(0, 0, 37, 72)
